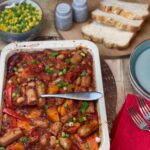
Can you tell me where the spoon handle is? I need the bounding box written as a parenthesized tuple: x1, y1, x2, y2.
(40, 92, 102, 101)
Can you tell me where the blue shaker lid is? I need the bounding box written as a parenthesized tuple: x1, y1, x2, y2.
(56, 3, 71, 16)
(72, 0, 87, 7)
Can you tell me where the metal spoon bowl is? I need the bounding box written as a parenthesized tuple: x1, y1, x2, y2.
(40, 92, 103, 101)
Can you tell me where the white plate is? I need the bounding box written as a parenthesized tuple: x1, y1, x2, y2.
(0, 40, 110, 150)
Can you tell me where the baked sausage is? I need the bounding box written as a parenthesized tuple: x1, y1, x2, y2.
(77, 120, 99, 138)
(36, 80, 46, 106)
(71, 54, 82, 65)
(26, 88, 37, 105)
(59, 137, 72, 150)
(33, 118, 49, 128)
(50, 122, 62, 136)
(0, 128, 23, 146)
(81, 76, 91, 87)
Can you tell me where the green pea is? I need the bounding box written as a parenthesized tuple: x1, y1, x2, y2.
(78, 116, 87, 122)
(20, 136, 29, 144)
(0, 147, 5, 150)
(12, 92, 17, 98)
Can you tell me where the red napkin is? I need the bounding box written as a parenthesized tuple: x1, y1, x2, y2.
(110, 94, 150, 150)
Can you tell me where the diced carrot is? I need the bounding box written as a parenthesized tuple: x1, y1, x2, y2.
(67, 84, 75, 92)
(17, 120, 33, 132)
(38, 72, 51, 81)
(28, 108, 42, 119)
(47, 84, 59, 94)
(66, 122, 80, 134)
(87, 134, 99, 150)
(19, 68, 31, 79)
(59, 100, 73, 116)
(59, 105, 65, 116)
(47, 106, 60, 122)
(6, 143, 25, 150)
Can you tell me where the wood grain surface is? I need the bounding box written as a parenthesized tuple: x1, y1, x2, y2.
(106, 58, 136, 113)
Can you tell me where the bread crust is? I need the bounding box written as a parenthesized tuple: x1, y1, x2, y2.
(92, 13, 142, 32)
(99, 3, 150, 20)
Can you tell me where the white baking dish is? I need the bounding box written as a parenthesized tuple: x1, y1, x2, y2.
(0, 40, 110, 150)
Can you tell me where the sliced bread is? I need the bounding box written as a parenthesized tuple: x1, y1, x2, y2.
(82, 21, 135, 49)
(99, 0, 150, 20)
(92, 9, 144, 32)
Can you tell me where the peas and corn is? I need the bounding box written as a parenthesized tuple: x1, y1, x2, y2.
(0, 3, 42, 33)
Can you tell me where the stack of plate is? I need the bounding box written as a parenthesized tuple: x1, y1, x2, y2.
(129, 39, 150, 100)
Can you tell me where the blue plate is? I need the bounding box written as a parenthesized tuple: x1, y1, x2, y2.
(130, 39, 150, 98)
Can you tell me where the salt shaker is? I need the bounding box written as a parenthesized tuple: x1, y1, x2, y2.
(72, 0, 89, 22)
(55, 3, 73, 31)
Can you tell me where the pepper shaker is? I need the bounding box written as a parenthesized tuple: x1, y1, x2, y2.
(72, 0, 89, 22)
(55, 3, 73, 31)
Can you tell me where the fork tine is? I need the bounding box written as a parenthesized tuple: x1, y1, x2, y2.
(128, 106, 150, 131)
(128, 107, 140, 125)
(130, 107, 146, 124)
(138, 97, 150, 117)
(130, 107, 142, 124)
(140, 98, 150, 114)
(138, 97, 148, 116)
(128, 109, 139, 126)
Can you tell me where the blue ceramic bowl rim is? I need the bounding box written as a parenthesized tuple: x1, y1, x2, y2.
(129, 39, 150, 98)
(0, 0, 44, 35)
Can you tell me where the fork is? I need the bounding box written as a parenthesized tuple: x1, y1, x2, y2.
(128, 106, 150, 132)
(137, 97, 150, 123)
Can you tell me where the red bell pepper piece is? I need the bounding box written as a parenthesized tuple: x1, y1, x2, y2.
(65, 71, 78, 83)
(65, 122, 80, 134)
(12, 117, 17, 128)
(5, 82, 13, 108)
(38, 63, 44, 70)
(3, 108, 31, 123)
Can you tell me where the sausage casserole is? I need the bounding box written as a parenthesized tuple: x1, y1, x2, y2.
(0, 47, 102, 150)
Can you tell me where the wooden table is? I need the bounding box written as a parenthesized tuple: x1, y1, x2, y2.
(106, 58, 136, 114)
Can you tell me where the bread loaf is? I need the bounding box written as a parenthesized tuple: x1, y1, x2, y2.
(99, 0, 150, 20)
(92, 9, 143, 32)
(82, 21, 135, 49)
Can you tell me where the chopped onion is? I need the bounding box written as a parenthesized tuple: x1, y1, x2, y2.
(68, 122, 74, 127)
(95, 137, 101, 143)
(53, 78, 61, 84)
(63, 87, 67, 90)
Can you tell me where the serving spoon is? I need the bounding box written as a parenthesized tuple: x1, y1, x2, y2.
(40, 92, 103, 101)
(5, 0, 25, 9)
